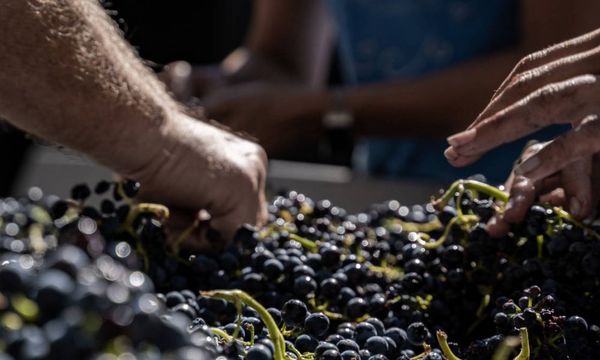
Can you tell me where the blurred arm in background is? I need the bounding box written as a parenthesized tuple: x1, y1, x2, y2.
(0, 0, 267, 248)
(163, 0, 600, 157)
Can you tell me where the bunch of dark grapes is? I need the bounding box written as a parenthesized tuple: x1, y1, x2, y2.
(1, 177, 599, 359)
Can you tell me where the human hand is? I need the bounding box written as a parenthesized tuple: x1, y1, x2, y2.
(202, 83, 326, 155)
(128, 112, 268, 252)
(486, 141, 600, 237)
(445, 28, 600, 184)
(159, 61, 226, 103)
(160, 48, 297, 103)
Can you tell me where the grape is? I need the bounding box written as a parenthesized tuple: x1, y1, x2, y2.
(2, 179, 600, 359)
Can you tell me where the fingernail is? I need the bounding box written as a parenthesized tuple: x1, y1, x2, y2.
(447, 128, 476, 147)
(514, 156, 540, 176)
(570, 197, 581, 217)
(444, 147, 458, 160)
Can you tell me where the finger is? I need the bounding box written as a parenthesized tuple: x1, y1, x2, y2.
(444, 146, 483, 167)
(448, 75, 600, 164)
(255, 150, 269, 227)
(539, 187, 567, 207)
(486, 215, 511, 238)
(473, 29, 600, 127)
(537, 174, 562, 195)
(559, 158, 593, 219)
(502, 141, 546, 192)
(210, 204, 259, 246)
(515, 115, 600, 182)
(165, 209, 211, 253)
(476, 46, 600, 128)
(486, 176, 536, 237)
(502, 176, 538, 224)
(589, 153, 600, 218)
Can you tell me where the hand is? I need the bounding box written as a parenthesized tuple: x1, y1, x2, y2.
(445, 28, 600, 186)
(129, 112, 268, 251)
(159, 61, 226, 103)
(160, 48, 298, 103)
(202, 83, 326, 155)
(486, 142, 600, 237)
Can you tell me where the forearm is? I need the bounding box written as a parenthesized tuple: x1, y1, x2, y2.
(343, 50, 524, 138)
(0, 0, 181, 177)
(244, 0, 333, 86)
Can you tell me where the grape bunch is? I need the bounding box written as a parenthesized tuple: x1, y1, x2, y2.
(0, 177, 599, 359)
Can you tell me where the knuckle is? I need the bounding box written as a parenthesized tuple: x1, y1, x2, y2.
(549, 137, 571, 160)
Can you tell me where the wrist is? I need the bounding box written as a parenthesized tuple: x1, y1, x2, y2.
(119, 109, 194, 185)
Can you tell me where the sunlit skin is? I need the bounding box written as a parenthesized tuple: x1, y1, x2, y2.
(0, 0, 268, 249)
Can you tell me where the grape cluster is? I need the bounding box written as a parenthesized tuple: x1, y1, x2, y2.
(0, 186, 218, 359)
(0, 178, 599, 359)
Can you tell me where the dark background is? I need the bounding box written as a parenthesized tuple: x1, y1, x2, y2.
(103, 0, 253, 66)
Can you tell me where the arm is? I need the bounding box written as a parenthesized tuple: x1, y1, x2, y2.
(0, 0, 174, 176)
(323, 0, 600, 138)
(0, 0, 267, 244)
(161, 0, 334, 102)
(243, 0, 334, 86)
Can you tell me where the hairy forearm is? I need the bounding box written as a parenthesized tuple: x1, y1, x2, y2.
(0, 0, 181, 176)
(343, 51, 523, 138)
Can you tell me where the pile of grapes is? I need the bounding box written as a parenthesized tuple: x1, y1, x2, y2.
(0, 178, 599, 360)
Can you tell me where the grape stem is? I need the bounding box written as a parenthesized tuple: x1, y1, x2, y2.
(171, 219, 200, 256)
(289, 234, 319, 253)
(246, 324, 255, 346)
(436, 330, 463, 360)
(492, 335, 521, 360)
(553, 207, 600, 240)
(514, 328, 530, 360)
(201, 290, 290, 360)
(410, 344, 432, 360)
(417, 214, 478, 250)
(210, 327, 233, 343)
(434, 180, 509, 209)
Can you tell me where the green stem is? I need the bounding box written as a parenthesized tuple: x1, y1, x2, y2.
(210, 327, 233, 343)
(476, 293, 491, 318)
(456, 183, 465, 218)
(171, 219, 199, 256)
(436, 330, 462, 360)
(202, 290, 288, 360)
(410, 344, 432, 360)
(417, 215, 478, 250)
(492, 335, 520, 360)
(554, 207, 600, 240)
(514, 328, 530, 360)
(368, 264, 404, 281)
(247, 324, 255, 346)
(286, 342, 306, 359)
(232, 299, 242, 340)
(383, 218, 443, 233)
(536, 235, 544, 259)
(289, 234, 319, 253)
(435, 180, 509, 209)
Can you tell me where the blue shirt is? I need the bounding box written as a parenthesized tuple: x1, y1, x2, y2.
(328, 0, 564, 184)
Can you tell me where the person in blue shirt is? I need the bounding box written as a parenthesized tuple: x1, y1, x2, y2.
(163, 0, 600, 185)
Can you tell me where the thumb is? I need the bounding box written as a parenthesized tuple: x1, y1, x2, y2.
(163, 61, 194, 102)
